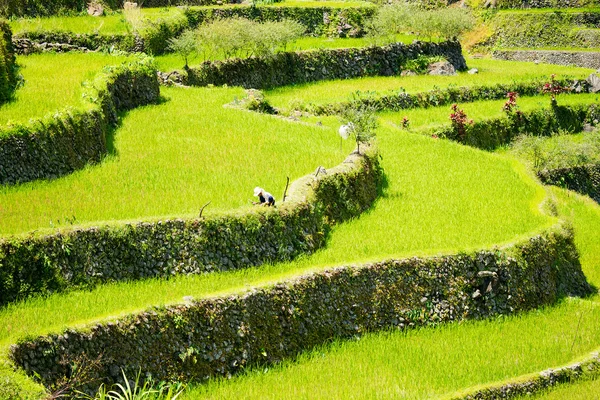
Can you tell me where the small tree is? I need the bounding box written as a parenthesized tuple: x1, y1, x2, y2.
(168, 29, 198, 69)
(340, 103, 378, 154)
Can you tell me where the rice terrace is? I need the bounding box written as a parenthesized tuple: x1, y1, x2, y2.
(1, 0, 600, 398)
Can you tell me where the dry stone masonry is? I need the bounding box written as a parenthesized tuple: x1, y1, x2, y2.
(9, 223, 593, 395)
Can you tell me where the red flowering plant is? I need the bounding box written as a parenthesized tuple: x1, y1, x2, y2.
(400, 116, 410, 129)
(503, 91, 525, 131)
(449, 103, 473, 140)
(542, 74, 570, 106)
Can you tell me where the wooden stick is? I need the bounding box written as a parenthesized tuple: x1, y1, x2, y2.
(282, 176, 290, 202)
(198, 201, 211, 218)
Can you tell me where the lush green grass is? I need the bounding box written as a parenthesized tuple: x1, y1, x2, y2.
(376, 92, 600, 134)
(154, 34, 418, 71)
(0, 53, 130, 126)
(0, 85, 351, 235)
(174, 189, 600, 399)
(264, 58, 594, 111)
(0, 114, 552, 347)
(8, 13, 131, 35)
(180, 298, 600, 399)
(519, 377, 600, 400)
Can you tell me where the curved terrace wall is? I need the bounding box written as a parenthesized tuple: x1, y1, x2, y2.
(0, 146, 381, 307)
(539, 164, 600, 203)
(0, 56, 159, 186)
(493, 50, 600, 70)
(185, 40, 467, 90)
(437, 102, 600, 150)
(8, 222, 593, 395)
(9, 6, 376, 55)
(298, 78, 575, 115)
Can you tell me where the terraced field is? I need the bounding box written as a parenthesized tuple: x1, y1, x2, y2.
(1, 3, 600, 399)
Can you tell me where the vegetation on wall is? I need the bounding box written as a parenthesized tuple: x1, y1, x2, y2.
(185, 40, 467, 89)
(366, 4, 475, 44)
(0, 56, 159, 185)
(0, 19, 16, 102)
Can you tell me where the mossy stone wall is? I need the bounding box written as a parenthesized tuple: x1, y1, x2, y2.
(8, 224, 593, 395)
(0, 148, 381, 307)
(539, 164, 600, 203)
(0, 57, 160, 186)
(186, 40, 467, 89)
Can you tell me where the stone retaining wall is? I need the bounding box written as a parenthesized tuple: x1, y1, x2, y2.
(9, 223, 593, 395)
(186, 40, 467, 89)
(0, 146, 381, 307)
(493, 50, 600, 70)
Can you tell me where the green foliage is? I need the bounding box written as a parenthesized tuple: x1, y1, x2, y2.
(511, 130, 600, 172)
(340, 101, 378, 154)
(168, 29, 197, 68)
(366, 4, 474, 43)
(186, 40, 466, 89)
(85, 370, 185, 400)
(183, 5, 376, 39)
(403, 55, 445, 74)
(194, 17, 305, 61)
(0, 19, 16, 103)
(437, 101, 597, 151)
(365, 3, 414, 45)
(138, 10, 190, 55)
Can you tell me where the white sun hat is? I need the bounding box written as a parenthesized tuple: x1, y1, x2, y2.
(254, 187, 262, 197)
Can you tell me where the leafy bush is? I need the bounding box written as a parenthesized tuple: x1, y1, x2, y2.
(438, 102, 595, 151)
(367, 4, 474, 43)
(194, 18, 305, 61)
(512, 130, 600, 172)
(168, 29, 197, 68)
(340, 101, 378, 154)
(0, 19, 16, 103)
(366, 3, 415, 45)
(403, 54, 445, 74)
(138, 10, 190, 55)
(183, 6, 376, 39)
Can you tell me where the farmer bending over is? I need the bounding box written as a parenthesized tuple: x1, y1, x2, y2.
(254, 187, 275, 207)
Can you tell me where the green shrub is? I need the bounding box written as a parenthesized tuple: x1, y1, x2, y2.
(138, 9, 189, 55)
(512, 130, 600, 172)
(366, 5, 474, 43)
(184, 6, 376, 38)
(193, 17, 305, 61)
(340, 101, 378, 154)
(0, 19, 16, 103)
(168, 29, 197, 68)
(437, 102, 596, 150)
(366, 3, 415, 45)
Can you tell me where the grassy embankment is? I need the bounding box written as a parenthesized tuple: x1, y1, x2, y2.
(1, 55, 598, 398)
(177, 132, 600, 399)
(264, 58, 594, 112)
(4, 56, 589, 235)
(0, 53, 130, 126)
